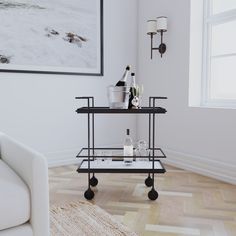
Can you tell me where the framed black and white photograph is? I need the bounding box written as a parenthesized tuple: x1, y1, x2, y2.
(0, 0, 103, 76)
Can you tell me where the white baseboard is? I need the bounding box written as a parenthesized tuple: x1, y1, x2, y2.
(45, 148, 81, 168)
(48, 158, 82, 168)
(45, 144, 123, 168)
(162, 148, 236, 185)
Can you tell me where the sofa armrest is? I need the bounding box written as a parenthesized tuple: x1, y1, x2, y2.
(0, 133, 49, 236)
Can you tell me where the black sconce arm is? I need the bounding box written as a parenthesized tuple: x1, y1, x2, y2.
(150, 30, 166, 59)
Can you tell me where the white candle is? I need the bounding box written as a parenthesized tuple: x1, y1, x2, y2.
(156, 16, 167, 32)
(147, 20, 157, 35)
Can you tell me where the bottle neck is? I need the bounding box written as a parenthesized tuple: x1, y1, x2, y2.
(121, 70, 129, 82)
(130, 75, 136, 87)
(124, 129, 132, 145)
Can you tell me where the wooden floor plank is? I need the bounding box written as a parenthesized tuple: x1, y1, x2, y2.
(49, 164, 236, 236)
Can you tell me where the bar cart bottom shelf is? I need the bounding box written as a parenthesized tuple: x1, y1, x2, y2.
(77, 160, 166, 200)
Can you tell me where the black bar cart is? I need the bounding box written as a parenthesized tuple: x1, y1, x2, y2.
(75, 96, 167, 200)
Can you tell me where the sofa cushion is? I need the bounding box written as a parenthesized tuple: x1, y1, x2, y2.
(0, 224, 33, 236)
(0, 160, 30, 230)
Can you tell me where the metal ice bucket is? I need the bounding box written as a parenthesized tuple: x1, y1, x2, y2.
(107, 86, 130, 109)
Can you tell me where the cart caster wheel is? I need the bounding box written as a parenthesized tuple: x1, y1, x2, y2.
(145, 176, 153, 187)
(84, 188, 94, 200)
(90, 176, 98, 187)
(148, 189, 158, 201)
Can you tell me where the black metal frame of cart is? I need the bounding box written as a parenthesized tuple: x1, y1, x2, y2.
(75, 96, 167, 200)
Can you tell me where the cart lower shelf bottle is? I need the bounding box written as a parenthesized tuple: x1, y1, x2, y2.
(123, 129, 133, 165)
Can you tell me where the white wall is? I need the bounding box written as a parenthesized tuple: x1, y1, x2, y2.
(0, 0, 138, 166)
(1, 0, 235, 184)
(137, 0, 236, 184)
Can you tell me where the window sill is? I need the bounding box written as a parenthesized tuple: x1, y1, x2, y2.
(189, 101, 236, 110)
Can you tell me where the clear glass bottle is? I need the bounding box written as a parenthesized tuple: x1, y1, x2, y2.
(123, 129, 133, 165)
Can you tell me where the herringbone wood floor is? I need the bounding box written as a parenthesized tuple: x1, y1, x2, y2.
(49, 164, 236, 236)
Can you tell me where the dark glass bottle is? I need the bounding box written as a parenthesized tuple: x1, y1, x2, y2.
(128, 72, 136, 108)
(115, 65, 130, 86)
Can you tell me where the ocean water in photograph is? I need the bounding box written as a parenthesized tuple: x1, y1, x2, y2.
(0, 0, 98, 68)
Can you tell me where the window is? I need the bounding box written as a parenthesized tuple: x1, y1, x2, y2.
(202, 0, 236, 107)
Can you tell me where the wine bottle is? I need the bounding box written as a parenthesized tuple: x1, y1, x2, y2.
(128, 72, 137, 109)
(123, 129, 133, 165)
(115, 65, 131, 86)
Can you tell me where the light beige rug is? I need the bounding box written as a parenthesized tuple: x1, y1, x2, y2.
(50, 201, 138, 236)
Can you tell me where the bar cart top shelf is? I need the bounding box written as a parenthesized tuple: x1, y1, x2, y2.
(76, 107, 167, 114)
(75, 96, 167, 114)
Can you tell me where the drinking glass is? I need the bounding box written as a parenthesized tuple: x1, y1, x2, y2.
(104, 150, 113, 164)
(135, 140, 150, 162)
(94, 151, 101, 165)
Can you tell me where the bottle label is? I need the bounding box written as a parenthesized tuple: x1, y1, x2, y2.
(124, 145, 133, 164)
(124, 145, 133, 156)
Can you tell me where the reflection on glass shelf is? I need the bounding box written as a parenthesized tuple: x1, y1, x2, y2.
(77, 147, 166, 159)
(80, 160, 163, 170)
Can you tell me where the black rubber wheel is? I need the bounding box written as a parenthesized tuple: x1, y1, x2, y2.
(84, 188, 94, 200)
(148, 189, 158, 201)
(90, 176, 98, 187)
(145, 176, 153, 187)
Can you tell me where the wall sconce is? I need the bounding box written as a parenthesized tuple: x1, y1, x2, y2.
(147, 16, 168, 59)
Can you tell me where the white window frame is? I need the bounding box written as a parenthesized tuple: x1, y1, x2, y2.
(202, 0, 236, 108)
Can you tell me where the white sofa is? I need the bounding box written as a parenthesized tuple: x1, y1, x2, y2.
(0, 133, 49, 236)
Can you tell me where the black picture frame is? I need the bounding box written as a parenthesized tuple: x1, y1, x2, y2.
(0, 0, 104, 76)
